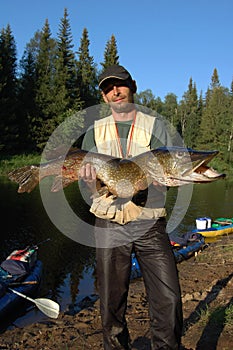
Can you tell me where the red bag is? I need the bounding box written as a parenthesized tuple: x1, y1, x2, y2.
(6, 246, 38, 269)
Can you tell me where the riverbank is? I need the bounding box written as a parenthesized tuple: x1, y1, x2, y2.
(0, 154, 41, 176)
(1, 234, 233, 349)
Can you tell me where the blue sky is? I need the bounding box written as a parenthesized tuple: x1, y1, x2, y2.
(1, 0, 232, 101)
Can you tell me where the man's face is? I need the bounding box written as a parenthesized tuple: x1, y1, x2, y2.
(101, 79, 135, 113)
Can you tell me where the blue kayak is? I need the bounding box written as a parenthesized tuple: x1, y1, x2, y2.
(131, 235, 205, 279)
(172, 236, 205, 263)
(0, 259, 42, 321)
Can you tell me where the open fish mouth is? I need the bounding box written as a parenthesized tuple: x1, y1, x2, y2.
(180, 149, 219, 175)
(151, 147, 226, 185)
(135, 147, 226, 188)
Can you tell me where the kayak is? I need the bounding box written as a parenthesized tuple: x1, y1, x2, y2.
(172, 236, 205, 263)
(131, 233, 205, 279)
(0, 260, 42, 320)
(194, 224, 233, 238)
(0, 246, 43, 324)
(193, 217, 233, 238)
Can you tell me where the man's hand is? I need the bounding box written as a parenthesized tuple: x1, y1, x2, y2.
(79, 163, 97, 194)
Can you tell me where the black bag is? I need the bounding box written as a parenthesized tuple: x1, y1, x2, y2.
(1, 259, 29, 280)
(0, 246, 37, 282)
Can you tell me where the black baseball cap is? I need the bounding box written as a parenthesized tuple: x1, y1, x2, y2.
(98, 64, 133, 89)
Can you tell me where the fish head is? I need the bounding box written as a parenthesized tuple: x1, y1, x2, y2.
(147, 147, 226, 186)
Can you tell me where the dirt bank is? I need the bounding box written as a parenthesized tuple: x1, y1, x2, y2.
(1, 235, 233, 350)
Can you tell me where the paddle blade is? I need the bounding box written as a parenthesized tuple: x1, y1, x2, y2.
(35, 298, 60, 319)
(9, 288, 60, 319)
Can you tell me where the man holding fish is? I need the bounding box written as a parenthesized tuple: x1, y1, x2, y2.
(79, 65, 183, 350)
(8, 64, 224, 349)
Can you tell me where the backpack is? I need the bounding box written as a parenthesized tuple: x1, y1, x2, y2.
(0, 246, 38, 282)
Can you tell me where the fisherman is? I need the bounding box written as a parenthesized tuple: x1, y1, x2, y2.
(79, 64, 183, 350)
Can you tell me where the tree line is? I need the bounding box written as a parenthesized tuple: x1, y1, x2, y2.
(0, 8, 232, 168)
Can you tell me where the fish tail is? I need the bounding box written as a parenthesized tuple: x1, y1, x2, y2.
(8, 165, 40, 193)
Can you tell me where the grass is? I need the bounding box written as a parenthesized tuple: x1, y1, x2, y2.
(195, 243, 233, 264)
(225, 303, 233, 334)
(196, 304, 233, 335)
(197, 305, 211, 326)
(0, 153, 41, 176)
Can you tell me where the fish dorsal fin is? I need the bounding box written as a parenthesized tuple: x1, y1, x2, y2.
(51, 176, 75, 192)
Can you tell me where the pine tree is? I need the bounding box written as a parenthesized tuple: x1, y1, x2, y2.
(18, 42, 38, 151)
(56, 8, 79, 108)
(0, 24, 19, 153)
(227, 80, 233, 163)
(211, 68, 220, 89)
(101, 34, 119, 70)
(198, 69, 231, 158)
(76, 27, 99, 109)
(45, 9, 84, 151)
(162, 93, 182, 145)
(197, 91, 204, 116)
(162, 93, 178, 127)
(178, 78, 200, 147)
(34, 19, 58, 150)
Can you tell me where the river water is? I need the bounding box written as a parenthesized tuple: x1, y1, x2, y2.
(0, 175, 232, 329)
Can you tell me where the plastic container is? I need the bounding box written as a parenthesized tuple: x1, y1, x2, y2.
(196, 217, 207, 230)
(205, 217, 212, 228)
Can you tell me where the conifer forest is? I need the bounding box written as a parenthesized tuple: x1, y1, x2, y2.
(0, 9, 232, 171)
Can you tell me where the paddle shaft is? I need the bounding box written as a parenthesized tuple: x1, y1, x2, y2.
(9, 281, 38, 286)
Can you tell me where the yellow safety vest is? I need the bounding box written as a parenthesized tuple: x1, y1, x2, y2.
(90, 111, 166, 224)
(94, 111, 154, 157)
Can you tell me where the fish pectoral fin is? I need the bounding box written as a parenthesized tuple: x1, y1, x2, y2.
(51, 176, 75, 192)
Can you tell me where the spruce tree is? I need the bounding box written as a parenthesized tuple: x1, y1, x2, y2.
(76, 27, 99, 109)
(98, 35, 120, 119)
(198, 69, 230, 158)
(100, 34, 119, 70)
(0, 24, 19, 153)
(56, 8, 79, 108)
(162, 93, 182, 144)
(34, 19, 57, 150)
(162, 93, 178, 128)
(18, 43, 38, 151)
(211, 68, 220, 89)
(227, 80, 233, 163)
(178, 78, 200, 147)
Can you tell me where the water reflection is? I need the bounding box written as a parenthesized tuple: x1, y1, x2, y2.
(0, 176, 96, 329)
(0, 175, 232, 329)
(167, 179, 233, 238)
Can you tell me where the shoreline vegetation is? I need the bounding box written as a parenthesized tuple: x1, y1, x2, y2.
(1, 152, 232, 179)
(0, 154, 42, 176)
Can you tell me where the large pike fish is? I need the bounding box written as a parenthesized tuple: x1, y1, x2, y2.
(8, 147, 225, 197)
